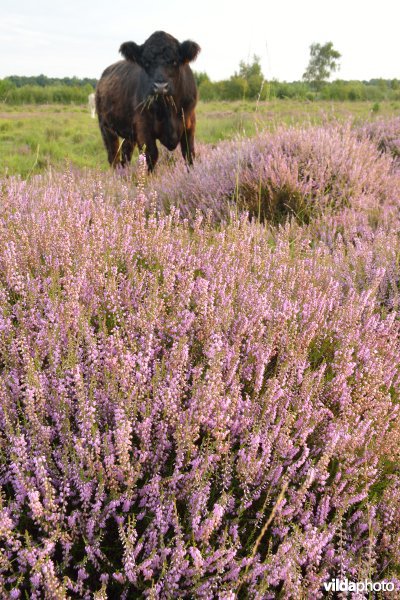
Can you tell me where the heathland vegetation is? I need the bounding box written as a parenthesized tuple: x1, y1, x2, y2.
(1, 50, 400, 597)
(1, 116, 400, 598)
(1, 100, 400, 178)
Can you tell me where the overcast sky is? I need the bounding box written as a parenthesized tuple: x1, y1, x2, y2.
(1, 0, 399, 82)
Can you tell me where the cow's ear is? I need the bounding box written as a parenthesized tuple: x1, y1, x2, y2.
(119, 41, 142, 62)
(179, 40, 201, 64)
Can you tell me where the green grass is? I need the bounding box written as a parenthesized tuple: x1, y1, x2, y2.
(195, 99, 400, 142)
(1, 100, 399, 177)
(0, 104, 104, 177)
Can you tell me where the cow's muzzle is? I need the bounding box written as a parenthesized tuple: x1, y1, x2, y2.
(153, 81, 170, 95)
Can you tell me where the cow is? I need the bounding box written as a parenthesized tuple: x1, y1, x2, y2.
(95, 31, 201, 171)
(88, 93, 96, 118)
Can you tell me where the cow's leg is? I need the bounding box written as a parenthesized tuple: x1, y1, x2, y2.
(135, 118, 158, 172)
(180, 114, 196, 166)
(121, 139, 135, 167)
(99, 123, 120, 167)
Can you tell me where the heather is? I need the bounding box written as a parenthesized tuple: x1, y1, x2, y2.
(0, 121, 400, 599)
(151, 120, 399, 225)
(2, 101, 399, 178)
(359, 116, 400, 164)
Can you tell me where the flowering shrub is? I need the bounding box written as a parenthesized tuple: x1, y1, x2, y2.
(0, 122, 400, 598)
(151, 122, 398, 225)
(358, 116, 400, 163)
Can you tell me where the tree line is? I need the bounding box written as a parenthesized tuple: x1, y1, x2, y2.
(1, 43, 399, 104)
(5, 75, 98, 88)
(196, 44, 399, 101)
(195, 69, 400, 102)
(0, 78, 94, 105)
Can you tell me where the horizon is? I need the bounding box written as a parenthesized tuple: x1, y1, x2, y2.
(2, 72, 399, 86)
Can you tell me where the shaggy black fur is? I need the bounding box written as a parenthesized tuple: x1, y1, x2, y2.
(96, 31, 200, 171)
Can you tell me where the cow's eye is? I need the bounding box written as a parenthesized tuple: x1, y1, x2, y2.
(172, 61, 178, 67)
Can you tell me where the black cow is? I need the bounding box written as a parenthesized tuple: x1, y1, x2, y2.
(95, 31, 201, 171)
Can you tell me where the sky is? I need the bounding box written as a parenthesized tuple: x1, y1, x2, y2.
(1, 0, 399, 83)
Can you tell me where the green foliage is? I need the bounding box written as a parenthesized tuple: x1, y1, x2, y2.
(5, 74, 97, 88)
(1, 84, 94, 105)
(197, 77, 400, 103)
(0, 79, 16, 101)
(236, 55, 265, 99)
(0, 75, 95, 105)
(270, 80, 312, 100)
(198, 78, 218, 101)
(223, 76, 249, 100)
(193, 71, 210, 88)
(2, 64, 400, 106)
(199, 56, 266, 101)
(319, 79, 400, 102)
(303, 42, 341, 90)
(237, 56, 263, 80)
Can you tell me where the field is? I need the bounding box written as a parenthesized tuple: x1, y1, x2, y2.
(0, 99, 399, 176)
(1, 101, 400, 598)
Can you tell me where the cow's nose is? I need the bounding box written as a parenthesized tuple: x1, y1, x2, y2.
(153, 81, 169, 95)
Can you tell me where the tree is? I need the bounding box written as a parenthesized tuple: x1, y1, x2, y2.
(0, 78, 16, 101)
(235, 55, 265, 99)
(193, 71, 210, 88)
(238, 55, 263, 80)
(198, 78, 217, 101)
(224, 76, 249, 100)
(303, 42, 341, 90)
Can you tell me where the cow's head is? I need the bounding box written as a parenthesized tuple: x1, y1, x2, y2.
(120, 31, 200, 97)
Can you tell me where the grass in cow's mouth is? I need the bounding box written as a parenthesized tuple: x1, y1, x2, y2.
(167, 95, 178, 112)
(141, 95, 155, 113)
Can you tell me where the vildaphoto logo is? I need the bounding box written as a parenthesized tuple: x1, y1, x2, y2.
(323, 577, 395, 593)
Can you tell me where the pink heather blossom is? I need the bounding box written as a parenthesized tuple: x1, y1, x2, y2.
(0, 121, 399, 597)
